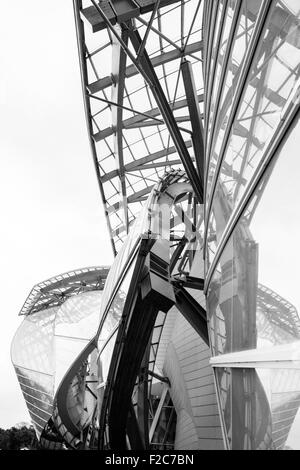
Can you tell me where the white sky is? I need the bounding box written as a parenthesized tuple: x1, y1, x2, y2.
(0, 3, 114, 428)
(1, 1, 300, 449)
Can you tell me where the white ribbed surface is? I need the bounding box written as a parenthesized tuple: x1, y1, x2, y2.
(161, 310, 224, 450)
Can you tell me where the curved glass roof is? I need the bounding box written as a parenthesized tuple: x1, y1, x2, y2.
(74, 0, 204, 253)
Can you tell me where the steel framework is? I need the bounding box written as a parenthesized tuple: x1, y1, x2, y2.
(73, 0, 204, 254)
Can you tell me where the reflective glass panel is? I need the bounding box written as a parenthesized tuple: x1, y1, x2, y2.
(207, 113, 300, 355)
(97, 260, 135, 351)
(216, 367, 300, 449)
(207, 0, 262, 202)
(207, 1, 300, 267)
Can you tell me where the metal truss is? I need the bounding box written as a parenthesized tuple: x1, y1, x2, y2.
(73, 0, 204, 254)
(19, 266, 109, 316)
(257, 283, 300, 344)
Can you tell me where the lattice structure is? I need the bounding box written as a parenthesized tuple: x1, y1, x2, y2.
(73, 0, 205, 254)
(19, 267, 109, 316)
(257, 283, 300, 344)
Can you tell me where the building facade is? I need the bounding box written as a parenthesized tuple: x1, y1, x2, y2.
(11, 0, 300, 450)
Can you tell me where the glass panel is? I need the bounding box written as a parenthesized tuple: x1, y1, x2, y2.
(207, 1, 300, 266)
(22, 390, 53, 413)
(98, 329, 118, 385)
(12, 288, 105, 434)
(207, 0, 237, 140)
(55, 291, 102, 339)
(215, 367, 300, 450)
(207, 0, 262, 202)
(207, 0, 226, 94)
(96, 252, 140, 417)
(97, 260, 135, 351)
(19, 382, 52, 405)
(14, 368, 54, 437)
(53, 336, 89, 393)
(207, 112, 300, 355)
(15, 366, 54, 401)
(11, 307, 57, 375)
(53, 291, 104, 393)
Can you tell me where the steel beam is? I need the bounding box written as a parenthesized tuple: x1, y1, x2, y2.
(127, 159, 184, 170)
(136, 344, 151, 449)
(125, 115, 191, 128)
(181, 59, 205, 195)
(170, 236, 187, 273)
(173, 282, 209, 345)
(149, 383, 169, 442)
(88, 40, 203, 94)
(93, 94, 203, 142)
(127, 25, 203, 202)
(175, 275, 204, 290)
(136, 16, 201, 63)
(137, 0, 161, 61)
(90, 93, 166, 125)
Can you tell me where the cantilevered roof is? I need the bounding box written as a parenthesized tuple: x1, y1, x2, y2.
(73, 0, 204, 254)
(19, 266, 110, 316)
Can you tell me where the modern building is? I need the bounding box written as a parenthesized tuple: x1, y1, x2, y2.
(11, 0, 300, 450)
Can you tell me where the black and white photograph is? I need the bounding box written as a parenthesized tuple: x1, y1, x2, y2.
(1, 0, 300, 455)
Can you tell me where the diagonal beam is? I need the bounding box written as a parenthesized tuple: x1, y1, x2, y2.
(88, 40, 203, 94)
(127, 25, 203, 202)
(136, 0, 161, 61)
(93, 94, 203, 141)
(101, 141, 192, 182)
(136, 15, 202, 63)
(181, 59, 205, 191)
(149, 383, 169, 442)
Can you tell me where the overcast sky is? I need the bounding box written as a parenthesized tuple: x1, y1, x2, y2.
(0, 3, 114, 428)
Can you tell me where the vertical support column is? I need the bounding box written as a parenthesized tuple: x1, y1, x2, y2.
(111, 24, 129, 233)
